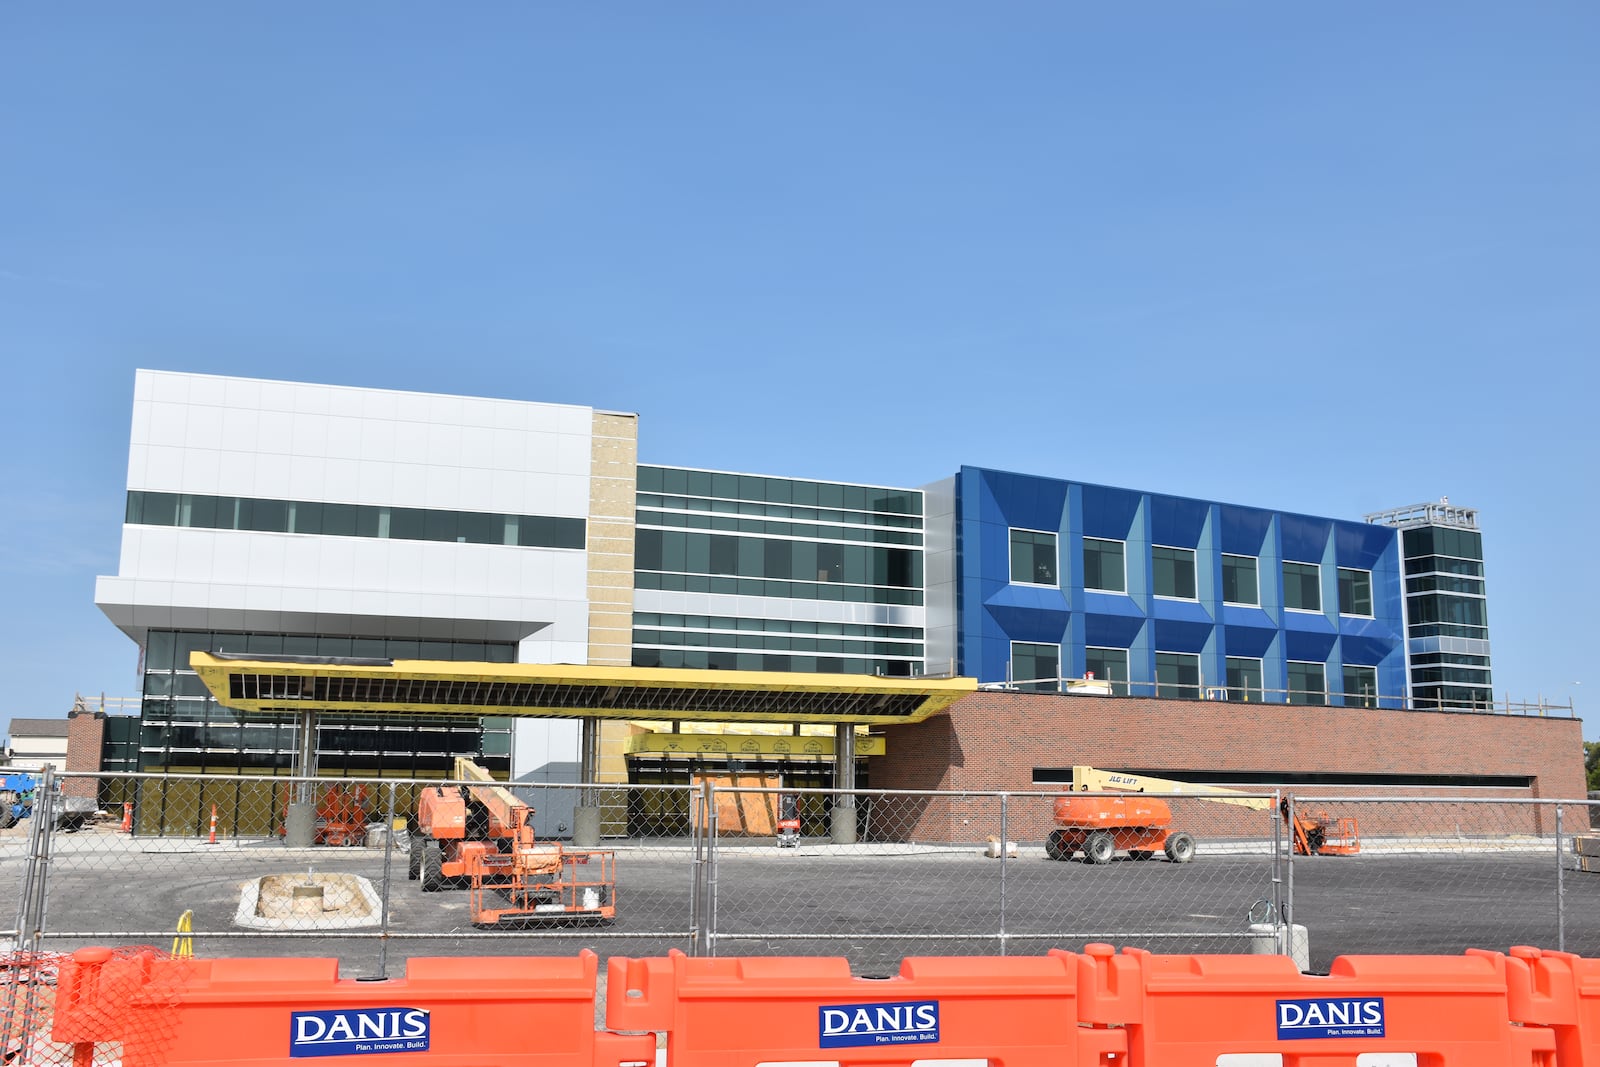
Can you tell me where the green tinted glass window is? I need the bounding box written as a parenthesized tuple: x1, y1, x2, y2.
(1225, 657, 1262, 702)
(1012, 642, 1060, 692)
(1222, 554, 1258, 605)
(1155, 652, 1199, 699)
(1338, 567, 1373, 616)
(1084, 538, 1126, 592)
(1010, 529, 1058, 585)
(126, 491, 580, 549)
(1342, 664, 1378, 707)
(1283, 562, 1321, 611)
(1288, 661, 1326, 705)
(1084, 647, 1129, 696)
(1153, 546, 1196, 599)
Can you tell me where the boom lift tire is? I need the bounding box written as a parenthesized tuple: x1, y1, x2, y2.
(1164, 831, 1196, 863)
(420, 840, 446, 892)
(1083, 831, 1116, 865)
(407, 835, 422, 880)
(1045, 829, 1070, 861)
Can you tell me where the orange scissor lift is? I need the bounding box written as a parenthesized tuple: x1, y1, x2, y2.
(412, 757, 615, 926)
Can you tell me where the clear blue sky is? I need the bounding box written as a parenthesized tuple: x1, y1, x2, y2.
(2, 6, 1595, 735)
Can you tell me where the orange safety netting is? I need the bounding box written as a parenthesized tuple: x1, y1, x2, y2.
(3, 947, 192, 1067)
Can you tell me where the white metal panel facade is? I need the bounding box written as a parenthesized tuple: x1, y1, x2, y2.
(96, 370, 595, 662)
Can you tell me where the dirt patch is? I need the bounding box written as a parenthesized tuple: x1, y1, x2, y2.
(252, 873, 375, 921)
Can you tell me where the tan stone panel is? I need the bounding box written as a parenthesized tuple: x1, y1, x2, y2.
(589, 540, 635, 554)
(592, 411, 640, 433)
(592, 444, 636, 465)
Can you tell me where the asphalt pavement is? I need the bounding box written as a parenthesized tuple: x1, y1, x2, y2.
(10, 825, 1597, 977)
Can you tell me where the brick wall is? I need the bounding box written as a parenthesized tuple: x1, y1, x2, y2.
(63, 712, 106, 800)
(871, 692, 1586, 843)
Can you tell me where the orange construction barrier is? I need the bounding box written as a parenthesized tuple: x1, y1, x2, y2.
(1071, 942, 1558, 1066)
(1497, 945, 1600, 1067)
(53, 947, 654, 1067)
(606, 948, 1126, 1067)
(48, 945, 1600, 1067)
(121, 802, 134, 833)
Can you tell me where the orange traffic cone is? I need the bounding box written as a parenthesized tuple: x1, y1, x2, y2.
(207, 804, 218, 844)
(120, 803, 133, 833)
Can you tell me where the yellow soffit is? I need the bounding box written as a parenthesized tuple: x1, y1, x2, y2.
(190, 653, 976, 726)
(626, 733, 887, 757)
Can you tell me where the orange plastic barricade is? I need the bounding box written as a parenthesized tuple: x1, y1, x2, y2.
(54, 947, 655, 1067)
(605, 948, 1126, 1067)
(1496, 945, 1600, 1067)
(1071, 943, 1557, 1067)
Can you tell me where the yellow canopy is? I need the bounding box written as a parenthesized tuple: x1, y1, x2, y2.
(190, 652, 975, 725)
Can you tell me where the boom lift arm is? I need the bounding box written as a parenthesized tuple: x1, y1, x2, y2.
(1066, 766, 1274, 810)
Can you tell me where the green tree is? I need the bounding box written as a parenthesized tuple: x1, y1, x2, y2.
(1586, 741, 1600, 793)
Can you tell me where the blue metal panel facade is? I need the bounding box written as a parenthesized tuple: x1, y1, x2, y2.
(953, 466, 1407, 706)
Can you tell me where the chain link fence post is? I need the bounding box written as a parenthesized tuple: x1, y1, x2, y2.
(1282, 793, 1296, 957)
(15, 767, 57, 952)
(1556, 804, 1566, 953)
(1270, 790, 1285, 956)
(706, 781, 720, 956)
(997, 792, 1008, 956)
(378, 782, 397, 978)
(691, 778, 715, 957)
(688, 781, 700, 956)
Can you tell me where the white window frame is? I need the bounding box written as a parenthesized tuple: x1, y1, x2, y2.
(1337, 566, 1375, 618)
(1283, 560, 1323, 613)
(1286, 659, 1327, 704)
(1152, 544, 1199, 601)
(1008, 527, 1060, 588)
(1083, 536, 1128, 594)
(1222, 553, 1260, 607)
(1154, 650, 1202, 698)
(1342, 663, 1379, 706)
(1009, 640, 1062, 692)
(1084, 645, 1130, 693)
(1225, 655, 1264, 700)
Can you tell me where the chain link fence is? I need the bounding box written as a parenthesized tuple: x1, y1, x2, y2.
(1286, 794, 1599, 969)
(704, 788, 1284, 974)
(5, 770, 1597, 976)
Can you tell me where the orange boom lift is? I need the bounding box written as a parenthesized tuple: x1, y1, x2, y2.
(411, 757, 616, 925)
(1047, 766, 1359, 864)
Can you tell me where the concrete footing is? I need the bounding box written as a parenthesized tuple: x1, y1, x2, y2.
(1248, 922, 1311, 971)
(830, 805, 857, 845)
(284, 804, 316, 848)
(572, 806, 601, 847)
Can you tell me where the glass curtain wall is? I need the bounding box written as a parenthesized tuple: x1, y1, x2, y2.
(139, 629, 516, 775)
(633, 467, 925, 676)
(1402, 525, 1493, 709)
